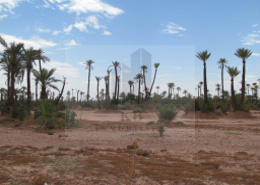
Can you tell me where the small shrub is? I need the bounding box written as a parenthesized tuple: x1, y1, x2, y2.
(136, 149, 149, 156)
(172, 121, 186, 127)
(38, 100, 58, 129)
(220, 102, 230, 114)
(157, 125, 165, 137)
(146, 121, 154, 125)
(158, 105, 177, 121)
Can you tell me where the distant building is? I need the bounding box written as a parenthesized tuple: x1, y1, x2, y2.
(131, 48, 152, 93)
(110, 48, 152, 96)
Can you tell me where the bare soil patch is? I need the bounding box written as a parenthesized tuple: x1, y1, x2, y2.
(0, 110, 259, 184)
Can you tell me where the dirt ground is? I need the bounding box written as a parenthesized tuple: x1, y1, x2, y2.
(0, 110, 259, 185)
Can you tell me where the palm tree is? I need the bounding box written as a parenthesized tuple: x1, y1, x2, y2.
(149, 63, 160, 98)
(183, 90, 188, 97)
(199, 81, 203, 98)
(167, 83, 174, 99)
(104, 75, 109, 101)
(67, 91, 71, 101)
(36, 49, 49, 71)
(177, 86, 181, 98)
(32, 68, 61, 99)
(134, 73, 143, 104)
(156, 86, 160, 94)
(197, 84, 200, 99)
(128, 80, 134, 95)
(95, 76, 102, 105)
(234, 48, 252, 104)
(75, 89, 80, 104)
(196, 51, 211, 104)
(246, 83, 250, 96)
(227, 67, 240, 110)
(112, 61, 120, 102)
(84, 60, 94, 102)
(215, 84, 221, 98)
(23, 47, 39, 111)
(217, 58, 228, 101)
(1, 39, 25, 117)
(0, 52, 11, 99)
(140, 65, 148, 99)
(106, 69, 112, 100)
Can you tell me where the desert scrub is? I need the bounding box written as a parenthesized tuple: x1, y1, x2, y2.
(172, 121, 186, 127)
(136, 149, 149, 156)
(158, 105, 177, 121)
(38, 100, 58, 129)
(157, 125, 165, 137)
(65, 108, 79, 128)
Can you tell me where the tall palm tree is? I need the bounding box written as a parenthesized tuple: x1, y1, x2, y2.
(156, 86, 160, 94)
(215, 83, 221, 98)
(177, 86, 181, 98)
(167, 83, 174, 99)
(217, 58, 228, 101)
(1, 40, 25, 117)
(227, 67, 240, 110)
(112, 61, 120, 102)
(134, 73, 143, 104)
(128, 80, 134, 95)
(183, 90, 188, 97)
(199, 81, 203, 98)
(36, 49, 49, 71)
(0, 52, 10, 98)
(106, 69, 112, 100)
(140, 65, 148, 99)
(32, 68, 60, 99)
(197, 84, 200, 99)
(234, 48, 252, 104)
(23, 47, 39, 111)
(95, 76, 102, 105)
(196, 51, 211, 104)
(104, 75, 109, 101)
(149, 63, 160, 98)
(246, 83, 250, 96)
(84, 60, 94, 102)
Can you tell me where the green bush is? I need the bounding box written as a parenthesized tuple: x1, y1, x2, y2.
(220, 102, 230, 114)
(158, 105, 177, 121)
(157, 125, 165, 137)
(136, 149, 149, 156)
(118, 102, 132, 110)
(172, 121, 186, 127)
(65, 108, 79, 128)
(38, 100, 58, 129)
(199, 99, 215, 113)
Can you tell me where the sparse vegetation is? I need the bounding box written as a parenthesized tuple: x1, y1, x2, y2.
(157, 125, 165, 137)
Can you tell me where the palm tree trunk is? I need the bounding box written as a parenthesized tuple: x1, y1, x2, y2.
(138, 79, 141, 104)
(114, 68, 118, 101)
(10, 68, 15, 117)
(87, 69, 91, 101)
(231, 78, 236, 110)
(39, 60, 42, 71)
(35, 80, 38, 103)
(97, 81, 100, 106)
(27, 69, 31, 111)
(203, 62, 208, 103)
(55, 78, 66, 105)
(117, 77, 120, 102)
(221, 65, 224, 101)
(149, 68, 158, 99)
(241, 59, 246, 103)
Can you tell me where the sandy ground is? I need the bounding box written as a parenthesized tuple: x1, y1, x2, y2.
(0, 110, 259, 184)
